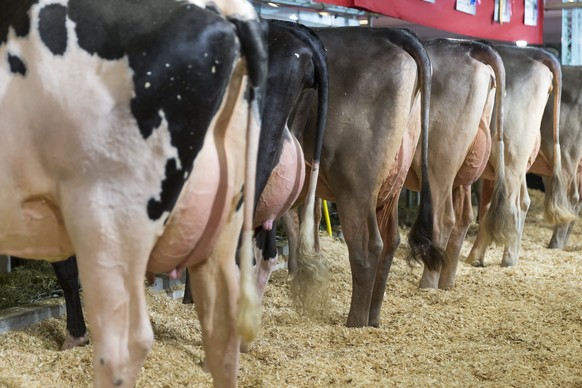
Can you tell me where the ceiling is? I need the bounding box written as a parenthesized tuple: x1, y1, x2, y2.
(253, 1, 566, 45)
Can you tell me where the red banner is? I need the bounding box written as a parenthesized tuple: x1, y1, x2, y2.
(316, 0, 544, 44)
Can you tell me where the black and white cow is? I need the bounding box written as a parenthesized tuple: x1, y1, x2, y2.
(185, 19, 329, 307)
(0, 1, 267, 387)
(251, 19, 328, 302)
(32, 18, 328, 353)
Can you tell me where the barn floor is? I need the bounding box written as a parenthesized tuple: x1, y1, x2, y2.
(0, 189, 581, 387)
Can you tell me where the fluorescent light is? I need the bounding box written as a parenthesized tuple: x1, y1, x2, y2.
(319, 11, 330, 16)
(359, 19, 369, 25)
(516, 40, 528, 47)
(267, 2, 278, 7)
(289, 14, 299, 21)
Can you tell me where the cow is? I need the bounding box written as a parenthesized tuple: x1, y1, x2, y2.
(251, 19, 328, 304)
(288, 27, 445, 327)
(0, 1, 267, 387)
(466, 45, 576, 267)
(30, 19, 328, 353)
(404, 38, 513, 289)
(532, 65, 582, 249)
(184, 20, 329, 309)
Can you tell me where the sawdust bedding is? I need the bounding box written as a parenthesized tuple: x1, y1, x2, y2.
(0, 189, 581, 387)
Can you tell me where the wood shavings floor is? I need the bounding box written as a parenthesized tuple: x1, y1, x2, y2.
(0, 189, 580, 387)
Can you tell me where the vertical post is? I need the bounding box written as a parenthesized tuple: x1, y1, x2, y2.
(562, 0, 582, 65)
(322, 200, 333, 237)
(573, 6, 582, 64)
(562, 6, 569, 64)
(0, 255, 11, 273)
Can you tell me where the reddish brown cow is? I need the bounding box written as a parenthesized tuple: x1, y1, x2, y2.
(0, 1, 267, 386)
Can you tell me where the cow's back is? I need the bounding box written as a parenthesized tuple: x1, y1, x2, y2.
(298, 27, 419, 197)
(414, 39, 497, 189)
(496, 46, 553, 162)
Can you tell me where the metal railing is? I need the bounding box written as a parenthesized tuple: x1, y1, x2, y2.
(560, 0, 582, 64)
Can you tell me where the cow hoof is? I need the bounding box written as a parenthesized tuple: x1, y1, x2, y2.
(438, 283, 455, 290)
(548, 241, 563, 250)
(61, 332, 90, 351)
(501, 260, 518, 267)
(199, 359, 210, 373)
(240, 342, 249, 353)
(418, 279, 439, 289)
(346, 316, 367, 328)
(469, 260, 484, 268)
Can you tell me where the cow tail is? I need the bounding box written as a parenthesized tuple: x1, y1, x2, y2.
(397, 30, 445, 271)
(273, 22, 331, 317)
(230, 17, 268, 344)
(530, 49, 577, 225)
(469, 42, 514, 245)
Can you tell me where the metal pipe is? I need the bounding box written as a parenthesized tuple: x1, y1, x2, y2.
(545, 1, 582, 10)
(252, 0, 368, 16)
(322, 200, 333, 237)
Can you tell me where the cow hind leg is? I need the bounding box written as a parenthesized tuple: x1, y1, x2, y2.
(281, 209, 300, 275)
(549, 193, 582, 249)
(254, 227, 278, 302)
(478, 178, 495, 223)
(52, 256, 89, 350)
(419, 189, 456, 289)
(62, 193, 156, 387)
(501, 184, 530, 267)
(75, 243, 153, 387)
(183, 270, 194, 304)
(188, 214, 243, 387)
(549, 221, 575, 249)
(466, 179, 495, 267)
(239, 227, 277, 354)
(336, 198, 383, 327)
(438, 185, 473, 289)
(368, 202, 399, 327)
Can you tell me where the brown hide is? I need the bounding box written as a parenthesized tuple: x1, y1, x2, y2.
(468, 46, 558, 267)
(290, 27, 438, 328)
(537, 66, 582, 249)
(405, 38, 503, 289)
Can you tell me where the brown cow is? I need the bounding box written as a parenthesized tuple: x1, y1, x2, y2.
(467, 46, 576, 267)
(289, 27, 444, 328)
(404, 38, 513, 289)
(532, 65, 582, 249)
